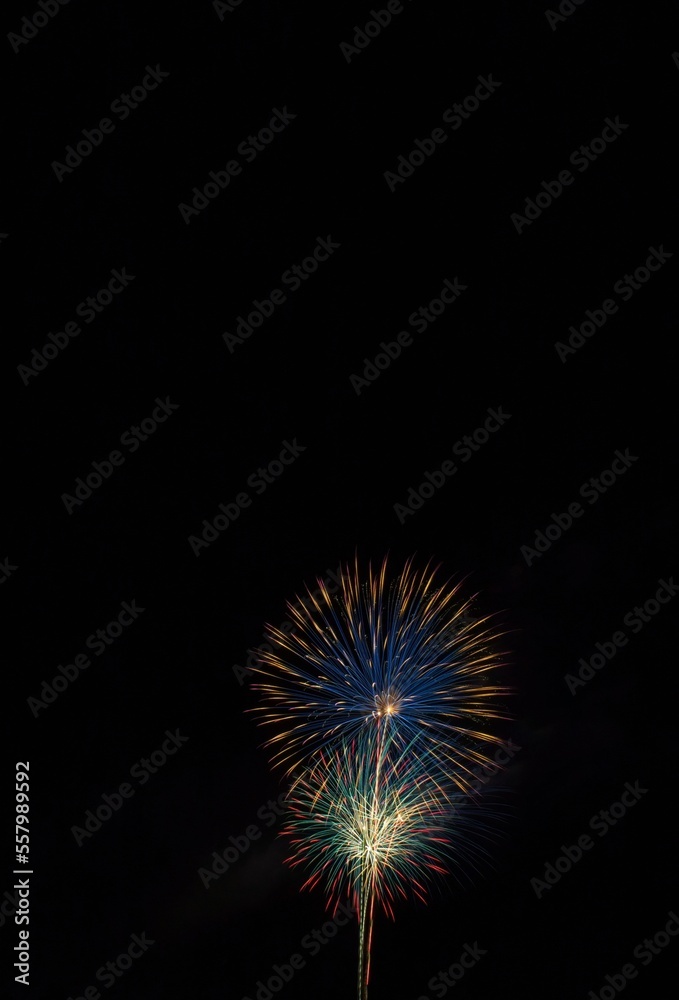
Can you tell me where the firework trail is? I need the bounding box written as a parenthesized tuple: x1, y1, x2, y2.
(252, 556, 511, 999)
(283, 727, 504, 999)
(252, 556, 511, 794)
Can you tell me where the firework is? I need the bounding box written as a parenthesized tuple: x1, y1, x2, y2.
(283, 726, 506, 999)
(284, 732, 451, 912)
(285, 732, 433, 998)
(283, 726, 505, 905)
(251, 557, 512, 1000)
(252, 556, 511, 795)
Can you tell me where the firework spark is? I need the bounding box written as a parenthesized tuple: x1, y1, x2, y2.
(283, 729, 501, 912)
(251, 557, 512, 1000)
(252, 556, 511, 794)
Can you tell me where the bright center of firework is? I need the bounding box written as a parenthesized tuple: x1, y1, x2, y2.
(374, 691, 400, 718)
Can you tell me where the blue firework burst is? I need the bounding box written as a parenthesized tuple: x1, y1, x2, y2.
(252, 556, 511, 794)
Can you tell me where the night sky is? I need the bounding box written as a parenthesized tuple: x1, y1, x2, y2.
(5, 2, 679, 998)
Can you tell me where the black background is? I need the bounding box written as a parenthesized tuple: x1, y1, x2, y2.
(4, 1, 679, 998)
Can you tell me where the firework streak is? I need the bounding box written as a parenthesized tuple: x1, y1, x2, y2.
(251, 556, 512, 1000)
